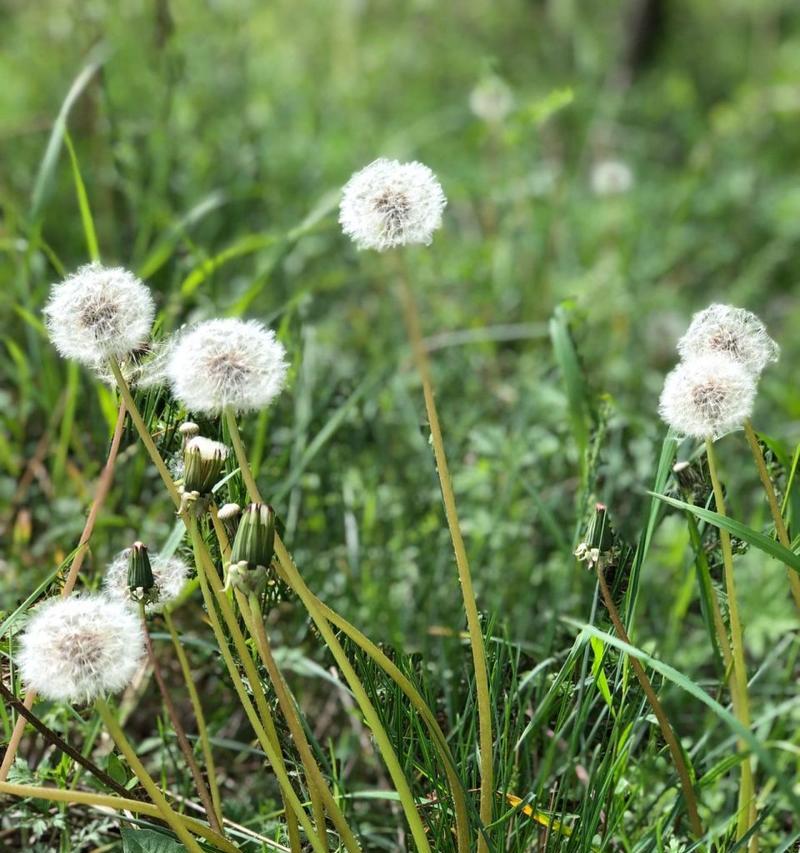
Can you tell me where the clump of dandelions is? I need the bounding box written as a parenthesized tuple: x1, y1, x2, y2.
(677, 303, 779, 377)
(18, 595, 144, 703)
(104, 549, 190, 613)
(43, 263, 155, 366)
(165, 318, 288, 414)
(658, 354, 757, 440)
(339, 158, 447, 251)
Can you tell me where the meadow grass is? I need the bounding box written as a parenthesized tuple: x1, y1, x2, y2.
(3, 2, 800, 851)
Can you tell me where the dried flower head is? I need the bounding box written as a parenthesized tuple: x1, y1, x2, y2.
(677, 303, 779, 377)
(658, 355, 757, 440)
(339, 158, 447, 251)
(166, 318, 288, 414)
(104, 549, 190, 613)
(43, 263, 155, 367)
(590, 159, 634, 196)
(18, 595, 144, 703)
(469, 75, 514, 124)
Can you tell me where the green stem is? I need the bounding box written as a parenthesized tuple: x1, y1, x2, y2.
(225, 409, 432, 853)
(705, 438, 756, 843)
(396, 276, 493, 849)
(743, 419, 800, 614)
(164, 609, 224, 828)
(95, 698, 204, 853)
(0, 781, 238, 853)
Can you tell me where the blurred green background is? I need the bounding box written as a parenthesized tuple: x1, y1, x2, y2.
(3, 0, 800, 655)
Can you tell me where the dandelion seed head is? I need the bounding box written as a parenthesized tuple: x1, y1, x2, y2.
(469, 75, 514, 124)
(43, 263, 155, 366)
(339, 158, 447, 251)
(658, 355, 757, 440)
(18, 595, 144, 703)
(166, 318, 288, 414)
(104, 549, 190, 613)
(677, 303, 779, 376)
(590, 159, 634, 196)
(185, 436, 229, 462)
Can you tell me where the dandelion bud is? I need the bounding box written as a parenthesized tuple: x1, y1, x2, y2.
(43, 263, 155, 367)
(658, 355, 756, 441)
(217, 502, 241, 521)
(677, 303, 779, 377)
(183, 436, 229, 495)
(18, 595, 145, 703)
(230, 503, 275, 571)
(179, 421, 200, 440)
(127, 542, 155, 603)
(166, 318, 288, 414)
(339, 158, 447, 251)
(104, 549, 190, 613)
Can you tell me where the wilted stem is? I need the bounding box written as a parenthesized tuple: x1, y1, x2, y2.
(0, 399, 127, 782)
(705, 438, 756, 844)
(396, 275, 494, 848)
(595, 562, 703, 838)
(95, 698, 204, 853)
(743, 419, 800, 614)
(138, 602, 222, 833)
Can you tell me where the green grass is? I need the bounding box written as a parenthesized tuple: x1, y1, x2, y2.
(3, 1, 800, 850)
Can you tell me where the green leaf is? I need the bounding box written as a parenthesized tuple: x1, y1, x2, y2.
(121, 827, 187, 853)
(63, 130, 100, 261)
(649, 490, 800, 572)
(589, 635, 615, 715)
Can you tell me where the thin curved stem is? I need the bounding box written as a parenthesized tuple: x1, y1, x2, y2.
(744, 419, 800, 613)
(139, 603, 222, 833)
(0, 400, 127, 781)
(0, 780, 238, 853)
(595, 562, 703, 838)
(225, 409, 432, 853)
(164, 609, 223, 825)
(705, 438, 756, 844)
(396, 276, 493, 849)
(95, 698, 204, 853)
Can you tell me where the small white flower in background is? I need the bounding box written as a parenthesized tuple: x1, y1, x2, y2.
(104, 550, 190, 613)
(339, 158, 447, 251)
(18, 595, 144, 703)
(658, 354, 757, 440)
(590, 159, 634, 196)
(677, 303, 779, 377)
(469, 75, 514, 124)
(166, 318, 288, 414)
(43, 263, 155, 366)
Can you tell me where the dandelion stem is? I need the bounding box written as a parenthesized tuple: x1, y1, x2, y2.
(704, 437, 756, 843)
(396, 274, 494, 849)
(224, 409, 432, 853)
(164, 608, 224, 828)
(0, 781, 238, 853)
(94, 697, 205, 853)
(138, 602, 222, 833)
(743, 419, 800, 614)
(595, 561, 703, 838)
(0, 399, 127, 782)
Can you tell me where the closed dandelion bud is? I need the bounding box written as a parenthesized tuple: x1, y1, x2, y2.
(339, 158, 447, 251)
(43, 263, 155, 367)
(166, 319, 288, 414)
(183, 436, 229, 495)
(127, 542, 155, 601)
(18, 595, 145, 703)
(677, 303, 779, 377)
(105, 548, 190, 614)
(217, 502, 241, 521)
(658, 355, 756, 440)
(231, 503, 275, 571)
(179, 421, 200, 440)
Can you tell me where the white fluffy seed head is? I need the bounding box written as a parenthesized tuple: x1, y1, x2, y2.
(185, 436, 229, 461)
(43, 263, 155, 366)
(677, 303, 779, 377)
(590, 159, 634, 196)
(18, 595, 144, 704)
(339, 158, 447, 251)
(469, 76, 514, 124)
(658, 355, 757, 440)
(165, 318, 288, 414)
(103, 549, 190, 613)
